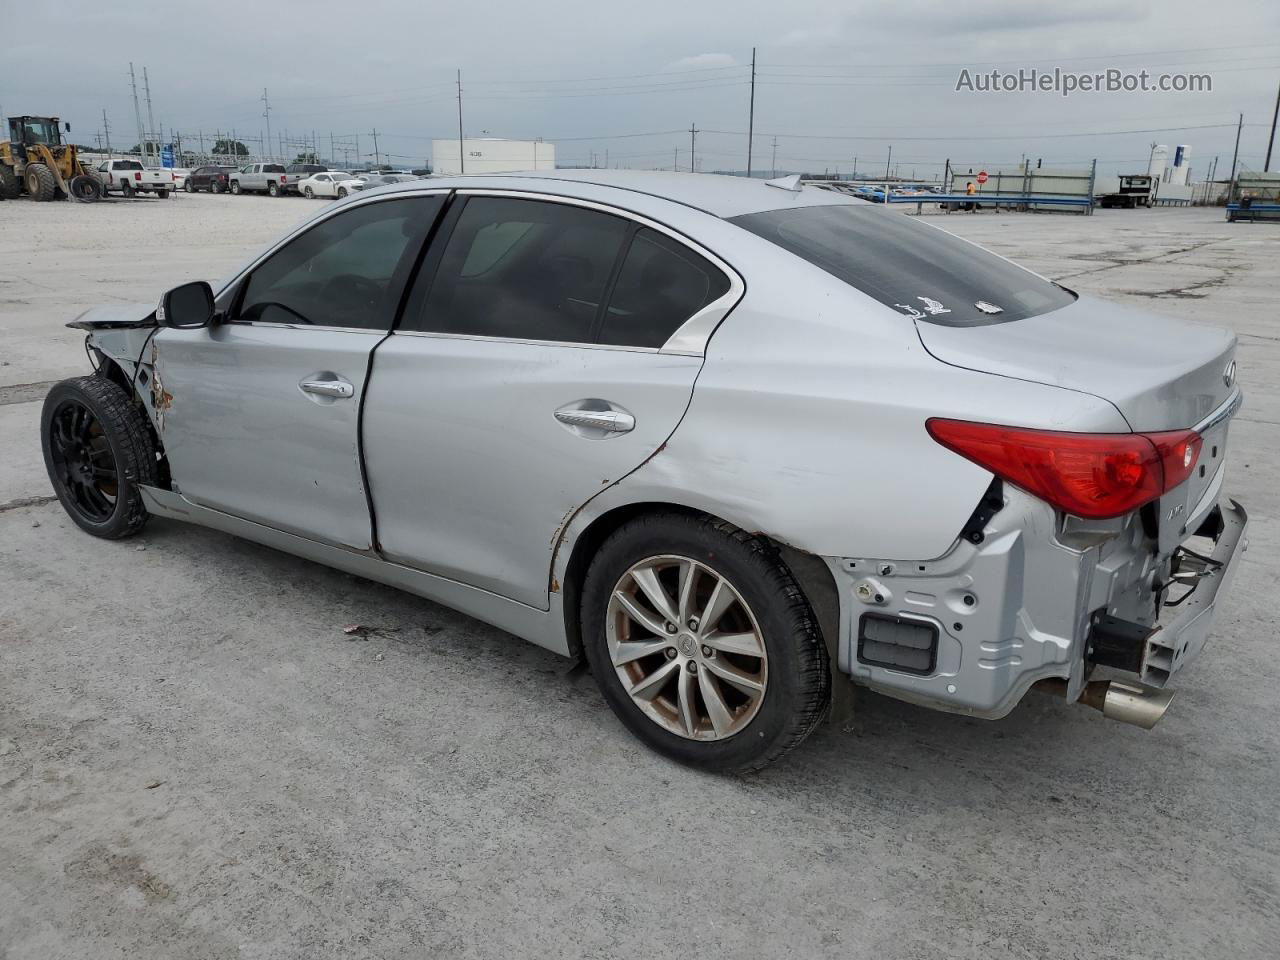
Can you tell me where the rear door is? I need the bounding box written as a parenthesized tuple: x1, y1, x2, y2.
(153, 193, 445, 548)
(362, 191, 741, 608)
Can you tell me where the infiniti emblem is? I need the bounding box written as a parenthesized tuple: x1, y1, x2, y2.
(1223, 360, 1237, 388)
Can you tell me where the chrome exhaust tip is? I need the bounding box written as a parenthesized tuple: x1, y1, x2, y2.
(1079, 679, 1174, 730)
(1033, 677, 1174, 729)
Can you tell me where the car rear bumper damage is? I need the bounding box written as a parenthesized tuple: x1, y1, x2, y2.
(826, 488, 1248, 726)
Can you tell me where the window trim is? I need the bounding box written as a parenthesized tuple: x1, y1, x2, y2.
(422, 188, 743, 356)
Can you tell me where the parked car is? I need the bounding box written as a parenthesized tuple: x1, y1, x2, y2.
(92, 158, 173, 198)
(169, 168, 190, 191)
(228, 162, 289, 196)
(296, 171, 361, 199)
(185, 165, 237, 194)
(284, 163, 329, 194)
(48, 171, 1247, 773)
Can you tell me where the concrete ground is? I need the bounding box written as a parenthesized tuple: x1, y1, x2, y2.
(1, 193, 1278, 959)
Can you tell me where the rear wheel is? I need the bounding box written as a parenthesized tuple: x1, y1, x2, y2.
(0, 164, 20, 199)
(268, 181, 279, 197)
(121, 180, 135, 198)
(68, 175, 102, 202)
(25, 162, 57, 201)
(210, 180, 223, 195)
(157, 189, 169, 199)
(230, 180, 241, 195)
(581, 512, 830, 774)
(41, 376, 158, 539)
(184, 179, 193, 193)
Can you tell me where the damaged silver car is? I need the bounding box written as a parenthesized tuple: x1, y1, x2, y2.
(44, 171, 1248, 772)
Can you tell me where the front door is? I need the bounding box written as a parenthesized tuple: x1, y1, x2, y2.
(153, 193, 445, 549)
(362, 193, 738, 607)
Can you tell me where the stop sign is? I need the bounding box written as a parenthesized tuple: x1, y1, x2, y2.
(976, 171, 988, 184)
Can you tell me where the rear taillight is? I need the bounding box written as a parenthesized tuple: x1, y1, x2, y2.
(134, 172, 141, 181)
(281, 175, 287, 182)
(926, 419, 1201, 520)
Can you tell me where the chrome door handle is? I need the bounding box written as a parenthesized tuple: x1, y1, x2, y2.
(554, 408, 636, 433)
(300, 379, 354, 399)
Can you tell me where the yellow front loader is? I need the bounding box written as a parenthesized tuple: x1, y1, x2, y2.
(0, 115, 101, 201)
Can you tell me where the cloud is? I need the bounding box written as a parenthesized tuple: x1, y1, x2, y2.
(663, 53, 737, 71)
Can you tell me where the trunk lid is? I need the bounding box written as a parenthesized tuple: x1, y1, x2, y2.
(914, 293, 1237, 431)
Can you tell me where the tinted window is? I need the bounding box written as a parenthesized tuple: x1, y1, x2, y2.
(116, 160, 143, 171)
(731, 204, 1074, 326)
(264, 164, 286, 173)
(412, 197, 629, 343)
(237, 196, 442, 330)
(600, 228, 729, 348)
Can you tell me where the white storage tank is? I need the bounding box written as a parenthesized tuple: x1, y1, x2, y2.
(432, 138, 556, 175)
(1148, 144, 1169, 181)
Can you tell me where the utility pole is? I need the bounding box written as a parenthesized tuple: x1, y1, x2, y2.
(456, 68, 465, 174)
(143, 66, 157, 166)
(261, 88, 272, 162)
(1265, 79, 1280, 172)
(371, 129, 381, 167)
(772, 136, 778, 178)
(673, 146, 678, 171)
(746, 46, 756, 177)
(1228, 112, 1243, 188)
(102, 108, 112, 156)
(885, 145, 893, 179)
(689, 123, 698, 173)
(129, 63, 146, 164)
(330, 132, 335, 165)
(605, 147, 609, 168)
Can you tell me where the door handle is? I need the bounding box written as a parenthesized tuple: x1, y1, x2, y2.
(300, 378, 354, 399)
(554, 408, 635, 433)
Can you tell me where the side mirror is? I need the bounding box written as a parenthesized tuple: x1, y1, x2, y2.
(158, 280, 214, 329)
(65, 122, 71, 133)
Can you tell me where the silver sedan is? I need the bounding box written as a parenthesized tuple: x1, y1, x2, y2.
(46, 171, 1248, 772)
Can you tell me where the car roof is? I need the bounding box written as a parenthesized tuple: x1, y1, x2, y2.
(373, 169, 859, 219)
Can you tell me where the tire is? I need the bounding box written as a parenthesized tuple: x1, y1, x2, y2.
(68, 175, 102, 202)
(304, 186, 314, 199)
(25, 162, 57, 201)
(230, 180, 241, 195)
(41, 375, 158, 540)
(268, 181, 279, 197)
(121, 180, 135, 198)
(337, 187, 347, 198)
(0, 164, 20, 199)
(184, 179, 193, 193)
(580, 512, 830, 774)
(157, 189, 169, 199)
(211, 181, 223, 195)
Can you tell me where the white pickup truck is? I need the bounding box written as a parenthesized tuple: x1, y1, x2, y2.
(92, 159, 174, 198)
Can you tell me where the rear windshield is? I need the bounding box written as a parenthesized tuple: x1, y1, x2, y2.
(264, 164, 286, 173)
(731, 204, 1075, 326)
(115, 160, 143, 170)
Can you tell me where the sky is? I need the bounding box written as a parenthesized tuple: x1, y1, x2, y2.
(4, 0, 1279, 179)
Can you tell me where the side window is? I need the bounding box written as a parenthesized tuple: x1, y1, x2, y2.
(97, 161, 108, 172)
(316, 174, 330, 183)
(411, 196, 629, 343)
(236, 196, 443, 331)
(600, 228, 730, 348)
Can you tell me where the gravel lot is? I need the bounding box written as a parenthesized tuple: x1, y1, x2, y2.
(2, 193, 1278, 959)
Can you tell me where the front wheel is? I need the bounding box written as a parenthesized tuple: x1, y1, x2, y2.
(304, 186, 314, 199)
(41, 376, 158, 539)
(581, 512, 830, 774)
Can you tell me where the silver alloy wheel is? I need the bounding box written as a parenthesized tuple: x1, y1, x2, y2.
(606, 554, 768, 741)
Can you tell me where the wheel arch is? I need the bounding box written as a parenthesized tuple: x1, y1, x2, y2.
(557, 499, 843, 696)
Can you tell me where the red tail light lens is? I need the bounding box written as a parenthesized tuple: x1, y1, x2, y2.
(134, 172, 141, 181)
(926, 419, 1201, 520)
